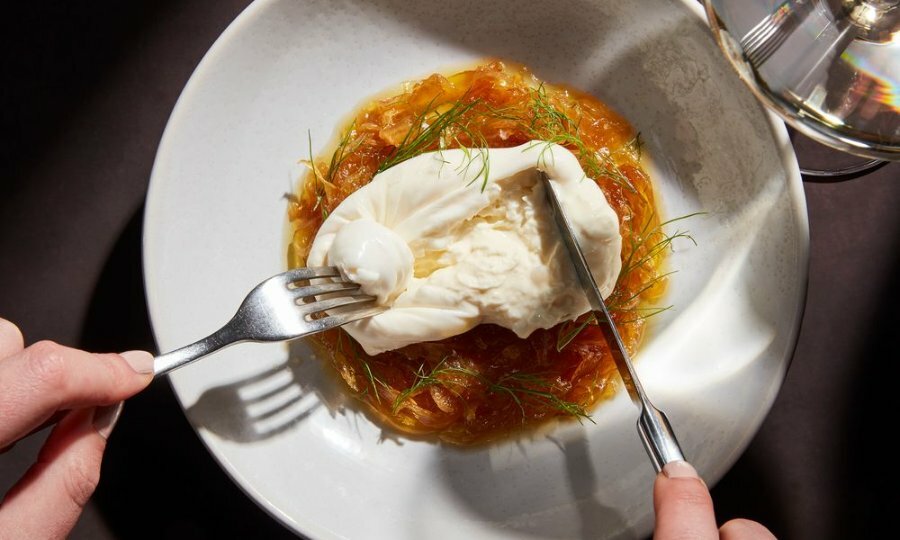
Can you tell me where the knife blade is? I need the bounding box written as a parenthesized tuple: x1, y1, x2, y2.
(540, 170, 684, 473)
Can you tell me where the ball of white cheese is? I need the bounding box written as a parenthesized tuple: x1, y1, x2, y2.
(306, 142, 622, 355)
(326, 218, 413, 305)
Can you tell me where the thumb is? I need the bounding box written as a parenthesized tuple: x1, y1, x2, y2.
(653, 460, 719, 540)
(0, 403, 123, 539)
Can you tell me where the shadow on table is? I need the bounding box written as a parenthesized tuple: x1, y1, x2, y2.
(713, 182, 900, 540)
(709, 450, 790, 537)
(833, 226, 900, 539)
(788, 128, 891, 183)
(79, 207, 299, 539)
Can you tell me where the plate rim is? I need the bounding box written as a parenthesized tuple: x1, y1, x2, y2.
(142, 0, 810, 537)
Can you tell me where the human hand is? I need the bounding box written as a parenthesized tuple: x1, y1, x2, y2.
(653, 460, 776, 539)
(0, 317, 153, 539)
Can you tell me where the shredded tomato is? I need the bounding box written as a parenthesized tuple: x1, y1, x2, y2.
(288, 61, 667, 445)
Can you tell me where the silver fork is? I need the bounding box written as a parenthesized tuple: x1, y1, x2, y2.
(152, 266, 385, 376)
(740, 0, 813, 68)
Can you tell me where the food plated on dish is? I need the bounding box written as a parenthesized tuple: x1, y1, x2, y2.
(289, 62, 686, 444)
(143, 1, 807, 537)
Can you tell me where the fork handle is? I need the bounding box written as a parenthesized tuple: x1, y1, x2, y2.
(153, 326, 241, 377)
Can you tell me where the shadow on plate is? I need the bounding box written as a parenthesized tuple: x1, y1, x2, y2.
(342, 0, 610, 74)
(438, 428, 633, 539)
(185, 360, 317, 443)
(78, 206, 298, 539)
(183, 340, 353, 443)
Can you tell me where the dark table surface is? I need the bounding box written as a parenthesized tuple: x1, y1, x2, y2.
(1, 2, 897, 539)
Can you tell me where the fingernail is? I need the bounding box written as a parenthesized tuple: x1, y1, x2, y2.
(120, 350, 154, 374)
(663, 460, 699, 479)
(92, 402, 124, 440)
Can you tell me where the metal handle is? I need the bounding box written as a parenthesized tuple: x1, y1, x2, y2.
(541, 170, 687, 473)
(637, 406, 685, 473)
(153, 325, 241, 377)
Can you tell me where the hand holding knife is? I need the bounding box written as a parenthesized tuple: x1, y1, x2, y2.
(541, 171, 685, 472)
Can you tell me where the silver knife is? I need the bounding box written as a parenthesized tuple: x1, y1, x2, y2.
(541, 171, 684, 472)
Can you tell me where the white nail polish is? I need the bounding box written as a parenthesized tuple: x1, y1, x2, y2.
(662, 460, 699, 479)
(93, 402, 124, 439)
(120, 350, 154, 374)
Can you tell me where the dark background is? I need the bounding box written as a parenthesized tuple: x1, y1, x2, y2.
(0, 1, 896, 538)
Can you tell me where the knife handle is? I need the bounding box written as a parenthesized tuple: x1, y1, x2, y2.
(637, 405, 686, 473)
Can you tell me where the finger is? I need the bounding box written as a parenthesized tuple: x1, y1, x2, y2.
(0, 412, 67, 455)
(0, 342, 152, 446)
(0, 317, 25, 359)
(653, 460, 719, 540)
(0, 403, 123, 539)
(1, 412, 69, 455)
(0, 318, 27, 453)
(720, 518, 777, 540)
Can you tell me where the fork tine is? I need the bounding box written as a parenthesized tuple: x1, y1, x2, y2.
(741, 18, 771, 51)
(742, 16, 781, 65)
(291, 281, 361, 299)
(314, 305, 388, 329)
(300, 294, 379, 316)
(746, 18, 789, 66)
(155, 266, 386, 376)
(280, 266, 342, 284)
(739, 0, 811, 68)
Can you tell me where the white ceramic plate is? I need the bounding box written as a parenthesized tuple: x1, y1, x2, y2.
(143, 0, 808, 538)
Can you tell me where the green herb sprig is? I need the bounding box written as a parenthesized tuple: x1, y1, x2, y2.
(523, 84, 637, 193)
(305, 130, 330, 221)
(392, 358, 592, 423)
(336, 330, 386, 404)
(555, 212, 703, 352)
